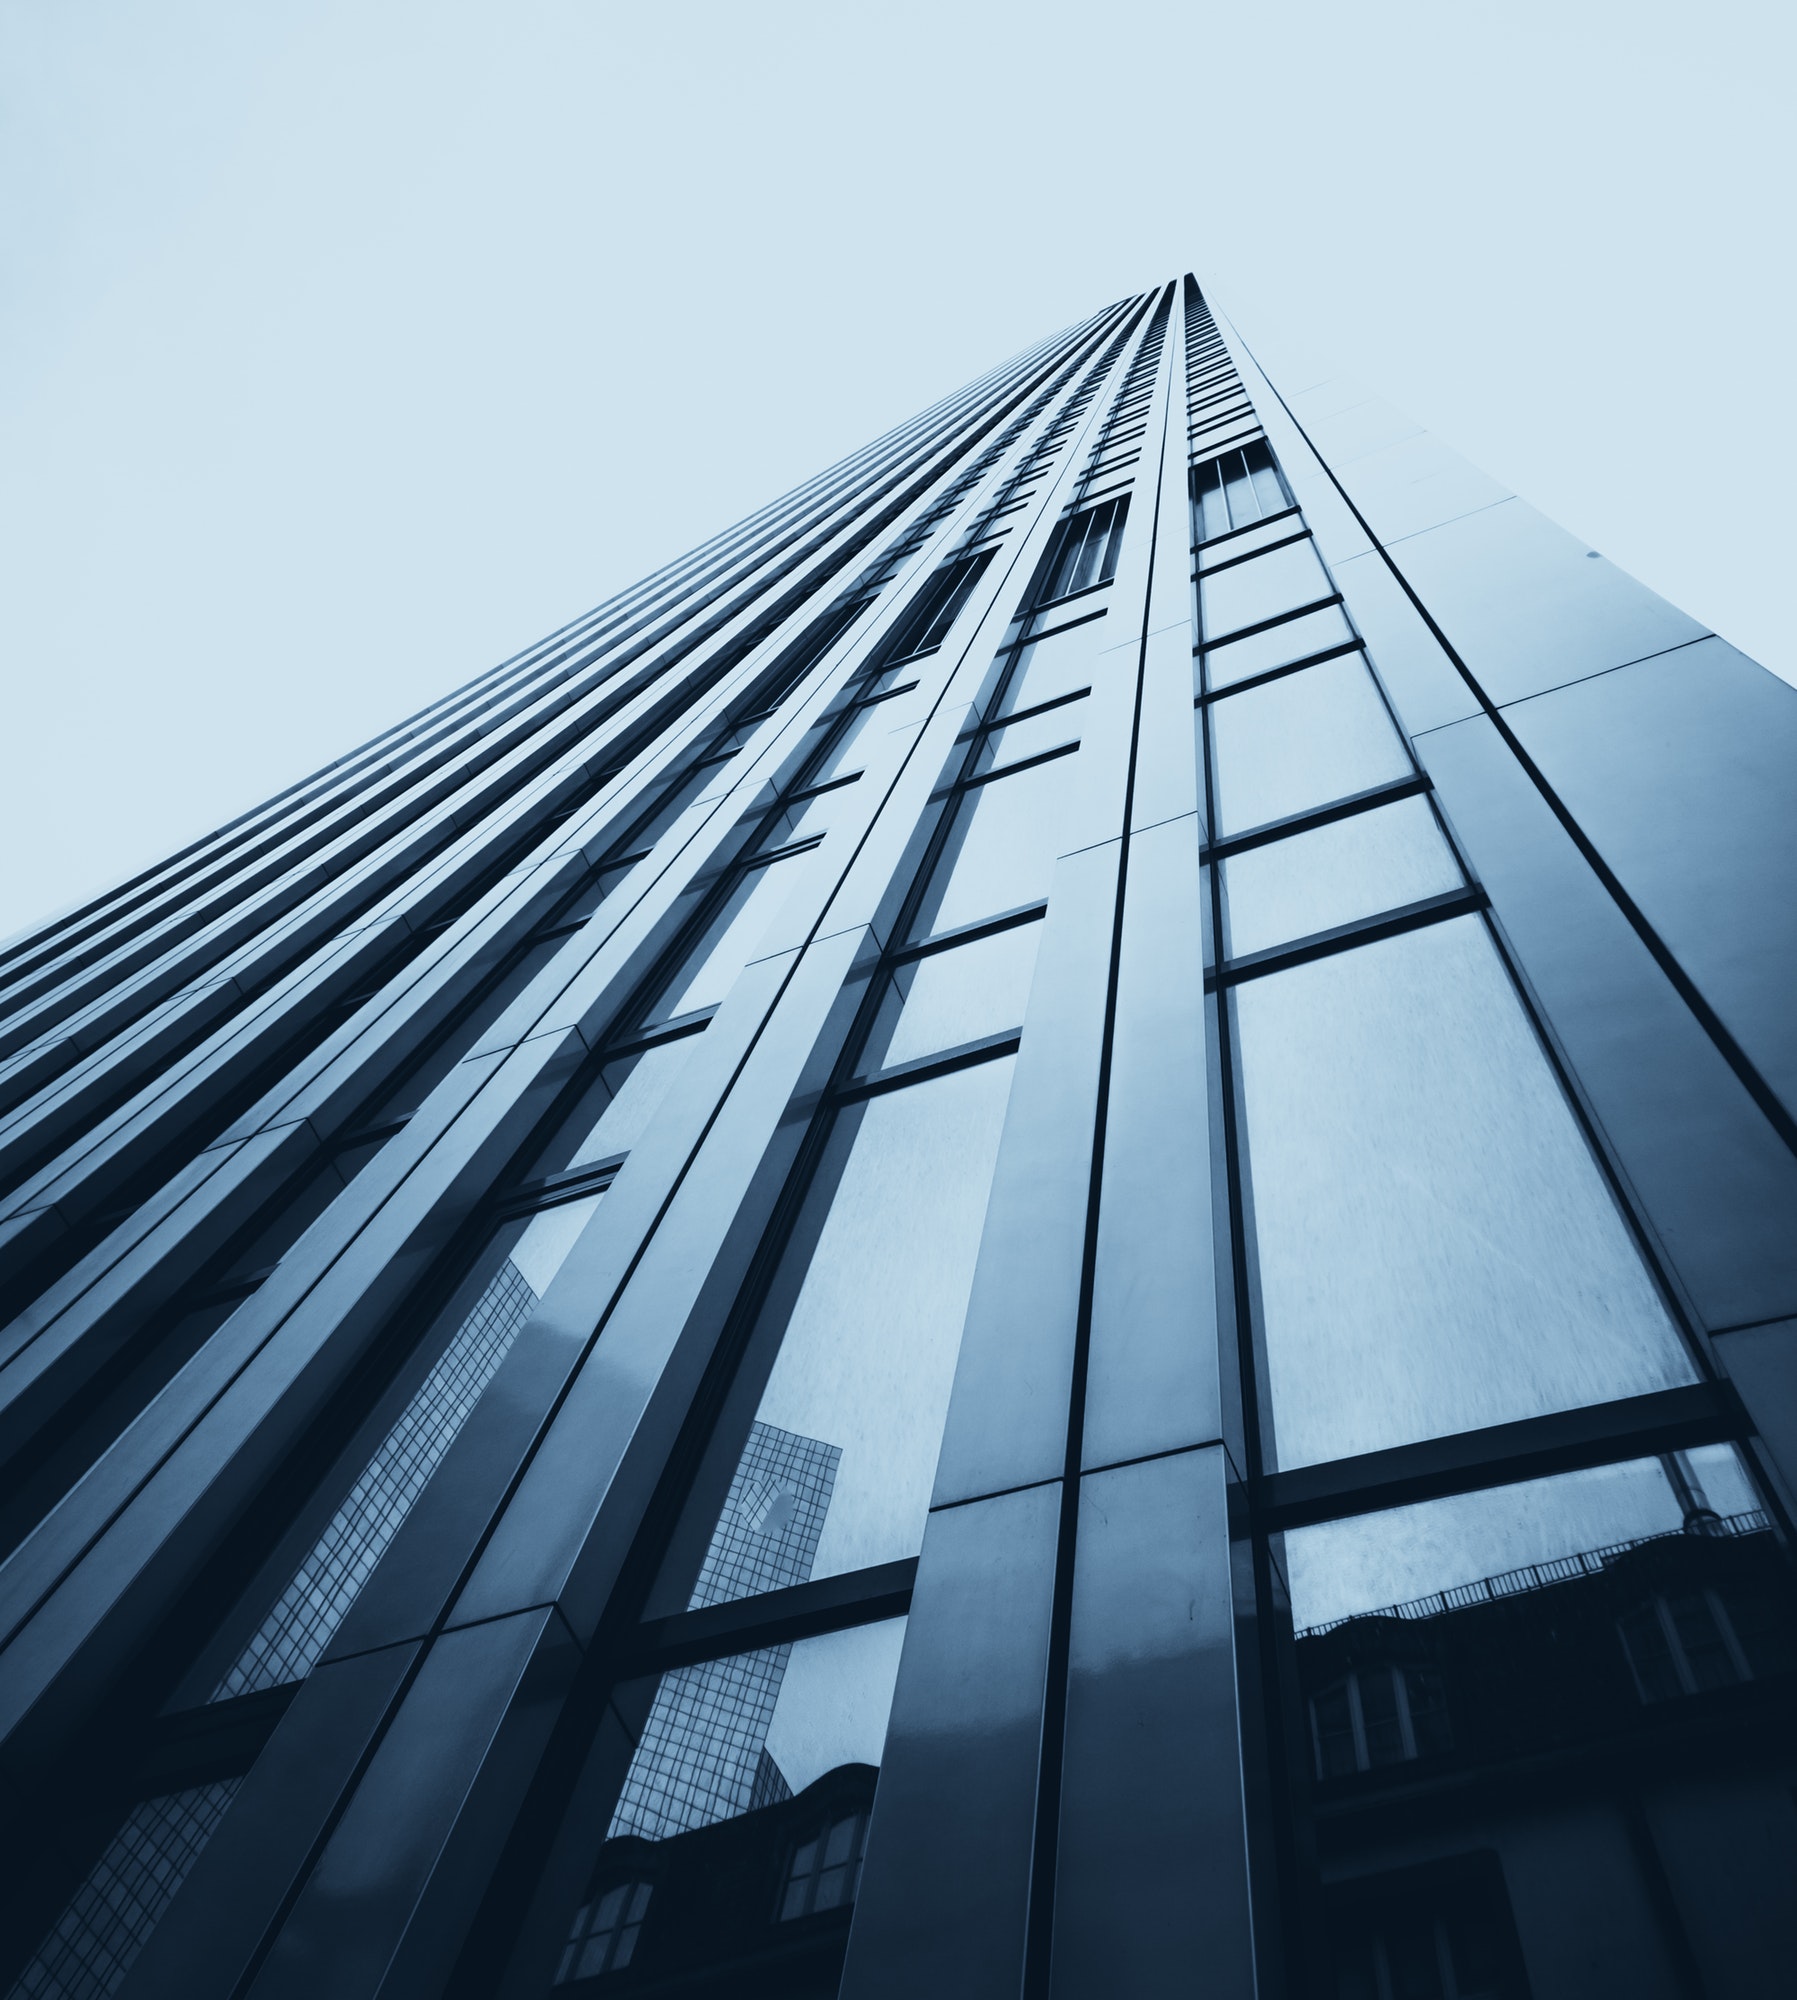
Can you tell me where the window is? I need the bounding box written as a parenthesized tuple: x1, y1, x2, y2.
(555, 1880, 653, 1982)
(1327, 1859, 1527, 2000)
(779, 1810, 869, 1920)
(1038, 496, 1128, 602)
(1192, 438, 1290, 540)
(877, 551, 993, 663)
(1617, 1585, 1784, 1701)
(1310, 1663, 1452, 1779)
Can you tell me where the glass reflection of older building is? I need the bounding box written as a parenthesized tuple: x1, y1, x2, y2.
(1, 277, 1794, 2000)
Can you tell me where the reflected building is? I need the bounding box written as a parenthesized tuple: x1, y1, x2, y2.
(0, 277, 1794, 2000)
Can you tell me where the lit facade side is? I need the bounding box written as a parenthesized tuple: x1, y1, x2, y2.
(0, 277, 1794, 2000)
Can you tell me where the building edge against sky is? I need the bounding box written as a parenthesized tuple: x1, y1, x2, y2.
(0, 276, 1792, 1999)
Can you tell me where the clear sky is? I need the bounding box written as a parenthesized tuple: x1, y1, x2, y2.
(3, 0, 1791, 940)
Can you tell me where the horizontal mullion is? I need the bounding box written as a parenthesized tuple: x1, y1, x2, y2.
(1207, 887, 1486, 989)
(621, 1558, 918, 1676)
(838, 1030, 1022, 1104)
(1259, 1382, 1736, 1533)
(1202, 775, 1431, 861)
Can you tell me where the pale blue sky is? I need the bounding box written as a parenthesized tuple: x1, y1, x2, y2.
(3, 0, 1791, 938)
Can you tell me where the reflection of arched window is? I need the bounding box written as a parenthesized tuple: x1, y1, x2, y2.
(554, 1880, 653, 1983)
(778, 1810, 868, 1921)
(1310, 1664, 1451, 1780)
(1618, 1589, 1752, 1701)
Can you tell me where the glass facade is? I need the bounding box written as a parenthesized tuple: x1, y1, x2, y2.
(0, 275, 1792, 2000)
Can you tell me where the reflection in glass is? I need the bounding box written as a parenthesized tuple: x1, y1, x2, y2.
(665, 1057, 1015, 1612)
(1222, 797, 1462, 959)
(858, 923, 1041, 1073)
(1236, 918, 1695, 1468)
(1202, 603, 1356, 692)
(1209, 655, 1411, 835)
(755, 774, 862, 852)
(214, 1195, 603, 1697)
(558, 1621, 905, 1988)
(912, 758, 1079, 939)
(1291, 1451, 1797, 1996)
(1199, 536, 1332, 640)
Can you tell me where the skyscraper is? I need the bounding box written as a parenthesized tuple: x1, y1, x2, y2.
(1, 275, 1793, 2000)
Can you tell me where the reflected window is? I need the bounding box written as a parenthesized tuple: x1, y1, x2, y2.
(1192, 439, 1289, 541)
(1310, 1663, 1452, 1779)
(208, 1188, 608, 1700)
(779, 1810, 869, 1921)
(1617, 1571, 1797, 1701)
(555, 1879, 653, 1983)
(1327, 1857, 1526, 2000)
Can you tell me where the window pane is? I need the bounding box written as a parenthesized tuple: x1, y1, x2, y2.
(1203, 603, 1356, 691)
(1287, 1451, 1765, 1635)
(994, 617, 1105, 718)
(806, 703, 884, 787)
(600, 1608, 904, 1840)
(756, 772, 862, 851)
(658, 1057, 1016, 1611)
(214, 1195, 603, 1696)
(1235, 918, 1695, 1468)
(533, 1037, 697, 1176)
(912, 759, 1079, 938)
(972, 699, 1084, 773)
(1222, 797, 1462, 959)
(646, 851, 807, 1024)
(1200, 538, 1332, 641)
(858, 924, 1042, 1074)
(1209, 656, 1412, 836)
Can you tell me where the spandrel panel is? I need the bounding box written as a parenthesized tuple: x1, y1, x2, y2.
(1202, 604, 1357, 691)
(858, 923, 1042, 1074)
(664, 1057, 1016, 1609)
(1199, 537, 1332, 640)
(1234, 917, 1695, 1469)
(1222, 797, 1463, 959)
(561, 1620, 905, 1988)
(912, 758, 1080, 939)
(1208, 655, 1411, 835)
(213, 1193, 603, 1697)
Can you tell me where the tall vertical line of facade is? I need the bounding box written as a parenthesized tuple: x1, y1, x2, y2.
(1, 277, 1793, 2000)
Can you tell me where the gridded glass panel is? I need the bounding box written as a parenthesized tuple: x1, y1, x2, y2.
(1208, 656, 1411, 835)
(1235, 918, 1696, 1469)
(1202, 603, 1356, 692)
(1192, 440, 1288, 540)
(12, 1781, 240, 2000)
(1200, 537, 1332, 641)
(214, 1196, 603, 1697)
(994, 618, 1105, 718)
(1222, 798, 1463, 959)
(658, 1058, 1015, 1611)
(646, 850, 808, 1024)
(858, 923, 1043, 1074)
(607, 1617, 905, 1842)
(912, 759, 1080, 939)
